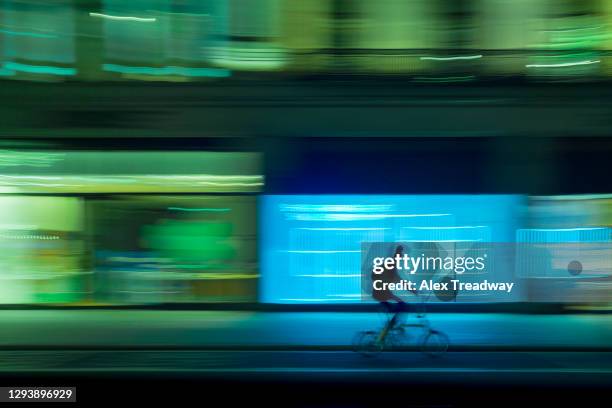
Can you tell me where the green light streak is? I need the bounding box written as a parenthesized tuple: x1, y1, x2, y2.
(0, 67, 15, 76)
(168, 207, 231, 213)
(89, 12, 156, 22)
(0, 29, 57, 39)
(4, 62, 76, 76)
(420, 55, 483, 61)
(103, 64, 231, 78)
(414, 75, 476, 83)
(526, 60, 600, 68)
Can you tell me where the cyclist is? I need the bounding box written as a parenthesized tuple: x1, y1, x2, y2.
(371, 244, 410, 343)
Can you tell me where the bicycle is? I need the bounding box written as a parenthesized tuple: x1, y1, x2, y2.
(352, 298, 449, 357)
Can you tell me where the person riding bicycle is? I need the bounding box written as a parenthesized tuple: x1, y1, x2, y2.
(371, 244, 411, 342)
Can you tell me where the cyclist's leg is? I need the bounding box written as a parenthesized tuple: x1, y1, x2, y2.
(387, 300, 408, 330)
(395, 301, 410, 327)
(377, 301, 394, 343)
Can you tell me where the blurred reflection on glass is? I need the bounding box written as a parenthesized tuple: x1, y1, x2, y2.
(0, 150, 262, 305)
(522, 195, 612, 306)
(0, 196, 87, 304)
(1, 0, 76, 79)
(0, 150, 263, 194)
(527, 0, 603, 81)
(90, 196, 257, 304)
(99, 0, 231, 79)
(2, 0, 612, 81)
(213, 0, 286, 71)
(281, 0, 330, 72)
(526, 194, 612, 230)
(476, 0, 540, 77)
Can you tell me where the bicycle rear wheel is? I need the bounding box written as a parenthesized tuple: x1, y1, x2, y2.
(420, 329, 449, 357)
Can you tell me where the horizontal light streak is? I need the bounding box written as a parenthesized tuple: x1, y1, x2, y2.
(284, 250, 361, 254)
(168, 207, 231, 212)
(296, 274, 362, 278)
(526, 60, 600, 68)
(89, 12, 156, 22)
(420, 55, 482, 61)
(403, 226, 487, 230)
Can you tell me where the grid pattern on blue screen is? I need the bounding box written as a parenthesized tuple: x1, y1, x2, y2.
(516, 227, 612, 279)
(288, 225, 387, 302)
(400, 221, 496, 302)
(260, 195, 524, 304)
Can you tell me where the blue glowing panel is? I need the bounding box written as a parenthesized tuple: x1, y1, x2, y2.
(260, 195, 525, 304)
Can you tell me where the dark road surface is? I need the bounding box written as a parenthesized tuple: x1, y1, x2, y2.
(1, 350, 611, 383)
(1, 351, 608, 407)
(1, 310, 610, 405)
(2, 311, 611, 350)
(4, 351, 608, 406)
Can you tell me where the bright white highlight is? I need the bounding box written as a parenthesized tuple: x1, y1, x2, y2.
(526, 60, 600, 68)
(420, 55, 482, 61)
(89, 12, 156, 22)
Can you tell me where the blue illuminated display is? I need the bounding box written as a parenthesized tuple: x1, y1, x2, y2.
(260, 195, 525, 304)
